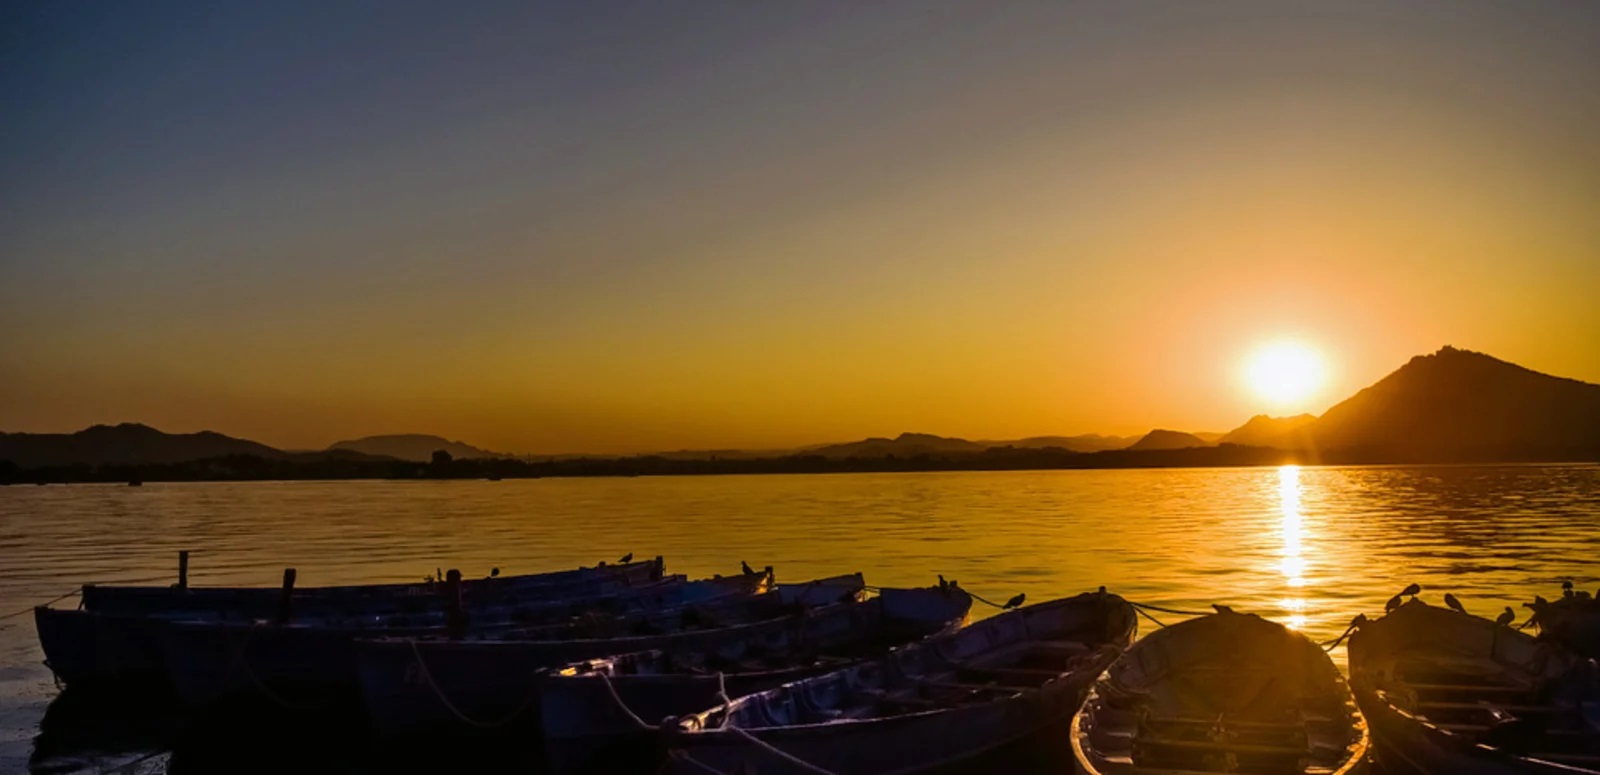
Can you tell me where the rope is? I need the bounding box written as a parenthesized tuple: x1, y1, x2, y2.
(726, 727, 838, 775)
(966, 590, 1013, 610)
(1134, 606, 1171, 629)
(1320, 616, 1365, 652)
(1130, 601, 1214, 616)
(670, 750, 734, 775)
(209, 624, 327, 713)
(406, 639, 536, 728)
(596, 671, 656, 731)
(0, 589, 81, 620)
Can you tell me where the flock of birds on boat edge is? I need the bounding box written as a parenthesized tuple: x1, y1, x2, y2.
(23, 552, 1600, 775)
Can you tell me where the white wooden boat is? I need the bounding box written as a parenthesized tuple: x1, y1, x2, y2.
(1348, 597, 1600, 774)
(1073, 608, 1369, 774)
(541, 584, 973, 774)
(665, 590, 1135, 775)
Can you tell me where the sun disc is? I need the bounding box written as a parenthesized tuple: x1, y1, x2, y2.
(1244, 341, 1326, 407)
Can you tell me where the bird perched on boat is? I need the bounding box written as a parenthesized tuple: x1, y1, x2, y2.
(938, 574, 949, 593)
(490, 567, 500, 578)
(1401, 583, 1421, 598)
(1563, 580, 1574, 597)
(1004, 593, 1026, 610)
(741, 560, 755, 576)
(1496, 606, 1516, 627)
(1443, 593, 1467, 614)
(1212, 604, 1235, 614)
(1385, 594, 1403, 613)
(619, 552, 633, 564)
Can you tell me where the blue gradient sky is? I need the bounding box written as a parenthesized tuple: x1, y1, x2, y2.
(3, 2, 1598, 452)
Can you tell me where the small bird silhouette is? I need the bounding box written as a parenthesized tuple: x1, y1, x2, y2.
(1212, 604, 1235, 614)
(938, 574, 949, 593)
(619, 552, 633, 564)
(1401, 583, 1422, 598)
(1562, 580, 1574, 598)
(1496, 607, 1516, 627)
(1385, 593, 1404, 613)
(1444, 593, 1467, 614)
(1004, 593, 1026, 610)
(741, 560, 755, 576)
(490, 567, 500, 578)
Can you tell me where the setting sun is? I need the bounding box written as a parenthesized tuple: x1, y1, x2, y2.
(1244, 342, 1328, 408)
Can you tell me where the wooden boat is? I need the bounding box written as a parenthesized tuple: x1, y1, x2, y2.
(1073, 608, 1370, 774)
(79, 556, 666, 617)
(355, 573, 868, 737)
(1348, 597, 1600, 774)
(541, 584, 973, 773)
(156, 569, 781, 707)
(664, 589, 1135, 775)
(36, 569, 760, 692)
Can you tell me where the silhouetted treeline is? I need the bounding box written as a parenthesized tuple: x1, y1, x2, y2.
(3, 442, 1595, 485)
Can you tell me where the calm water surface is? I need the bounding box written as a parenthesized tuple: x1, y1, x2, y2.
(2, 465, 1597, 772)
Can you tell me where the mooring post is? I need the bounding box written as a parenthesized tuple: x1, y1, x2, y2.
(177, 550, 190, 590)
(444, 568, 466, 639)
(276, 567, 297, 625)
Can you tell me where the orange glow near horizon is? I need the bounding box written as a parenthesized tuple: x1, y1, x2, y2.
(2, 5, 1598, 454)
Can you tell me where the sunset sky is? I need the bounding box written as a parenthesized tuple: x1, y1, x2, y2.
(3, 2, 1597, 454)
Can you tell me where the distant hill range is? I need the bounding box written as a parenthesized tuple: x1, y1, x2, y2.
(1218, 414, 1317, 449)
(2, 347, 1597, 472)
(327, 434, 505, 462)
(0, 423, 284, 467)
(1127, 429, 1212, 451)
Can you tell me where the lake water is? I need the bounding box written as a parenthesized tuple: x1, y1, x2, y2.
(2, 464, 1597, 773)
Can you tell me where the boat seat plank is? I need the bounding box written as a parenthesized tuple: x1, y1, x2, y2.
(1135, 737, 1309, 756)
(1404, 682, 1530, 694)
(1415, 701, 1572, 713)
(1140, 715, 1308, 731)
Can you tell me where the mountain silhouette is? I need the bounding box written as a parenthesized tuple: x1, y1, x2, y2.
(5, 347, 1597, 472)
(0, 423, 284, 468)
(327, 434, 504, 462)
(1219, 414, 1318, 449)
(1126, 429, 1212, 451)
(1304, 346, 1600, 460)
(988, 434, 1141, 452)
(805, 432, 989, 459)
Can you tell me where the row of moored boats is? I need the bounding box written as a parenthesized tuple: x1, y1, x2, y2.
(33, 556, 1600, 773)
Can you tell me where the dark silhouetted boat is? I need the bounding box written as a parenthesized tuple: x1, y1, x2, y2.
(35, 563, 754, 692)
(1073, 608, 1369, 774)
(1348, 597, 1600, 774)
(155, 570, 781, 707)
(77, 555, 666, 618)
(354, 574, 869, 737)
(540, 583, 974, 773)
(664, 590, 1135, 775)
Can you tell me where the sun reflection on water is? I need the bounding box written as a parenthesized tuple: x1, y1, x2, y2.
(1279, 465, 1308, 628)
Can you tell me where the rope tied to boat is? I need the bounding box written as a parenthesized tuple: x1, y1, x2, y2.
(0, 588, 81, 621)
(596, 669, 657, 731)
(1129, 601, 1214, 617)
(405, 639, 538, 728)
(217, 623, 330, 713)
(1319, 614, 1367, 652)
(1132, 605, 1171, 629)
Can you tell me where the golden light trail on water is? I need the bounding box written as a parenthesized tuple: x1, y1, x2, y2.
(1278, 464, 1308, 630)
